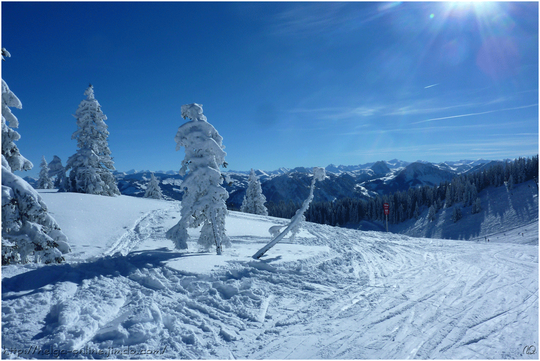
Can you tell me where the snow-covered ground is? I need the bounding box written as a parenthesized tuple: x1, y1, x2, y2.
(2, 190, 538, 359)
(396, 180, 538, 243)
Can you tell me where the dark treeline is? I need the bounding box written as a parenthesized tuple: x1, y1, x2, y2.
(267, 156, 538, 227)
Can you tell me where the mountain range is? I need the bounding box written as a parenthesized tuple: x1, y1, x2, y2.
(24, 158, 504, 208)
(112, 159, 500, 208)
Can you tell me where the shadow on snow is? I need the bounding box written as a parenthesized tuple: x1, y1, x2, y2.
(2, 248, 209, 298)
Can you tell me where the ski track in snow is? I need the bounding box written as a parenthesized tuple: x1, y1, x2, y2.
(2, 202, 538, 359)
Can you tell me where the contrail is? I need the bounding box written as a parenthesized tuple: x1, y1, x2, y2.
(424, 83, 439, 89)
(413, 103, 538, 124)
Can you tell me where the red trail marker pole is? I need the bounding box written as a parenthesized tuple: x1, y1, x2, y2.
(383, 203, 389, 232)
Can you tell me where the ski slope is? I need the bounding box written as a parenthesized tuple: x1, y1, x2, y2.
(2, 190, 538, 359)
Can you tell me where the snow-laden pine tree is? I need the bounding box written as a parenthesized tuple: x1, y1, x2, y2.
(471, 197, 482, 214)
(63, 85, 120, 196)
(37, 156, 54, 189)
(144, 173, 163, 200)
(166, 103, 230, 254)
(427, 205, 436, 222)
(451, 206, 462, 223)
(507, 174, 514, 190)
(2, 50, 70, 264)
(240, 169, 268, 216)
(1, 79, 32, 172)
(48, 155, 65, 188)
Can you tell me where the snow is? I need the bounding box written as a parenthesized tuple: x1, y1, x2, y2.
(37, 190, 172, 261)
(396, 180, 539, 243)
(2, 189, 538, 359)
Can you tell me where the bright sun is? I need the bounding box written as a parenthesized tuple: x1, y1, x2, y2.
(445, 1, 498, 17)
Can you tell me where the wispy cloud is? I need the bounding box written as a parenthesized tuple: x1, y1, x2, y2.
(290, 105, 383, 121)
(424, 83, 439, 89)
(385, 102, 477, 116)
(330, 119, 534, 137)
(270, 3, 384, 37)
(345, 136, 538, 159)
(412, 103, 538, 124)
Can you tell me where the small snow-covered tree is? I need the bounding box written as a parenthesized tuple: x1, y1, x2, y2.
(166, 103, 230, 254)
(48, 155, 65, 188)
(63, 85, 120, 196)
(254, 167, 326, 259)
(507, 174, 514, 190)
(445, 185, 454, 208)
(37, 156, 54, 189)
(144, 173, 163, 199)
(451, 206, 462, 223)
(241, 169, 268, 216)
(471, 197, 482, 214)
(427, 204, 436, 222)
(2, 50, 70, 264)
(413, 201, 420, 219)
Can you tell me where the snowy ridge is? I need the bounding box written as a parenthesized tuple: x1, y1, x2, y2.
(2, 190, 538, 359)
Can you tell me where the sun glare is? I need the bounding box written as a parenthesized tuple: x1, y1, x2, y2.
(446, 1, 498, 18)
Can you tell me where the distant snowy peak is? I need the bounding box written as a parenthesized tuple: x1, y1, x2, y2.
(361, 161, 457, 195)
(324, 160, 410, 175)
(325, 164, 364, 173)
(254, 169, 269, 177)
(386, 159, 410, 169)
(370, 161, 391, 175)
(157, 170, 178, 175)
(394, 162, 455, 186)
(274, 167, 291, 175)
(291, 166, 312, 174)
(439, 159, 493, 173)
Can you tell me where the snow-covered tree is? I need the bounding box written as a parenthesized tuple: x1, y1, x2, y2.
(507, 174, 514, 190)
(427, 205, 436, 222)
(2, 51, 70, 264)
(48, 155, 65, 188)
(241, 169, 268, 216)
(413, 201, 420, 219)
(471, 197, 482, 214)
(37, 156, 54, 189)
(144, 173, 163, 199)
(166, 103, 230, 254)
(451, 206, 462, 223)
(2, 167, 71, 264)
(2, 79, 32, 172)
(254, 167, 326, 259)
(63, 85, 120, 196)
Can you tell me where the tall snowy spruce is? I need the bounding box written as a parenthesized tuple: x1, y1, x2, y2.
(1, 49, 70, 264)
(166, 103, 230, 254)
(63, 85, 120, 196)
(144, 173, 163, 200)
(37, 156, 54, 189)
(240, 169, 268, 216)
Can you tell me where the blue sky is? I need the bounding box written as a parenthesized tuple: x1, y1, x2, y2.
(2, 2, 538, 177)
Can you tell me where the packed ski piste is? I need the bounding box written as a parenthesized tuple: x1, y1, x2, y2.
(2, 178, 538, 359)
